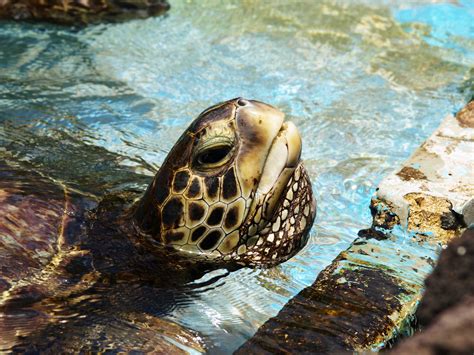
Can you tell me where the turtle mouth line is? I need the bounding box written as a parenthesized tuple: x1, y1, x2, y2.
(237, 162, 314, 266)
(277, 121, 301, 168)
(243, 119, 302, 234)
(256, 119, 302, 196)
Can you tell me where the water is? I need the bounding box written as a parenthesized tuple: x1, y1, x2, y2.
(0, 0, 472, 352)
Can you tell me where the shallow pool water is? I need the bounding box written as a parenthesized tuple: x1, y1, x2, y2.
(0, 0, 473, 352)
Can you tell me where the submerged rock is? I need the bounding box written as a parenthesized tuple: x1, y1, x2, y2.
(0, 0, 169, 25)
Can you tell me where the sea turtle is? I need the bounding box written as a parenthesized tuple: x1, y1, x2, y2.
(0, 98, 316, 352)
(0, 0, 169, 25)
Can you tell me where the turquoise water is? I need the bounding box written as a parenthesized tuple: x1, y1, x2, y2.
(0, 0, 473, 352)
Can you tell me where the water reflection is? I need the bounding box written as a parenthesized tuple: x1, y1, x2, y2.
(0, 0, 472, 352)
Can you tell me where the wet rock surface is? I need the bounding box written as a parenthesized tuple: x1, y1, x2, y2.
(0, 0, 169, 25)
(235, 255, 410, 354)
(391, 228, 474, 354)
(234, 227, 440, 354)
(417, 229, 474, 326)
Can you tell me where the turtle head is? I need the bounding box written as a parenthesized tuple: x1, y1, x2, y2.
(134, 98, 316, 267)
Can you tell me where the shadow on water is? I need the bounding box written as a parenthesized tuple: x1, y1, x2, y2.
(0, 122, 154, 196)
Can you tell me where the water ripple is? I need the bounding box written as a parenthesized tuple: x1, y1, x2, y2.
(0, 0, 472, 353)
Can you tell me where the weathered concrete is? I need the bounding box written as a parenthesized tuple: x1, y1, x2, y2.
(0, 0, 169, 25)
(236, 102, 473, 353)
(373, 101, 474, 242)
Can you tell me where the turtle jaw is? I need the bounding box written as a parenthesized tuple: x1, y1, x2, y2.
(235, 162, 316, 267)
(235, 117, 316, 267)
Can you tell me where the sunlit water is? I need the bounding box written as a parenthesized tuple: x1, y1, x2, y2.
(0, 0, 473, 352)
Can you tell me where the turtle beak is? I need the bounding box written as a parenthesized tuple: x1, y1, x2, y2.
(233, 98, 285, 199)
(233, 98, 303, 233)
(249, 118, 302, 229)
(256, 121, 302, 194)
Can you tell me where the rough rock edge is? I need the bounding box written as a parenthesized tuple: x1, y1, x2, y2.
(370, 193, 464, 245)
(375, 105, 473, 231)
(390, 229, 474, 355)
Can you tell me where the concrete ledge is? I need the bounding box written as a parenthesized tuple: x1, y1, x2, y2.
(374, 101, 473, 241)
(236, 102, 473, 353)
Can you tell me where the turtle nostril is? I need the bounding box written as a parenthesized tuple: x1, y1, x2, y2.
(237, 98, 249, 107)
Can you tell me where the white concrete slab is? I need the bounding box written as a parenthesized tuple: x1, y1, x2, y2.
(375, 102, 474, 236)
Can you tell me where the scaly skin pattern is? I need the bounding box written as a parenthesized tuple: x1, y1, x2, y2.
(0, 159, 97, 351)
(0, 0, 169, 24)
(0, 159, 66, 293)
(133, 98, 316, 266)
(233, 163, 315, 266)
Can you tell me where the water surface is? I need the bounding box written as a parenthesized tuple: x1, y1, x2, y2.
(0, 0, 473, 352)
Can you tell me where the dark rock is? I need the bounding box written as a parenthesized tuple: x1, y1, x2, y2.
(390, 296, 474, 355)
(417, 228, 474, 326)
(390, 228, 474, 354)
(358, 227, 389, 240)
(440, 210, 465, 231)
(456, 100, 474, 128)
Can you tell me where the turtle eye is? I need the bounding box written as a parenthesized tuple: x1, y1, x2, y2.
(196, 145, 233, 166)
